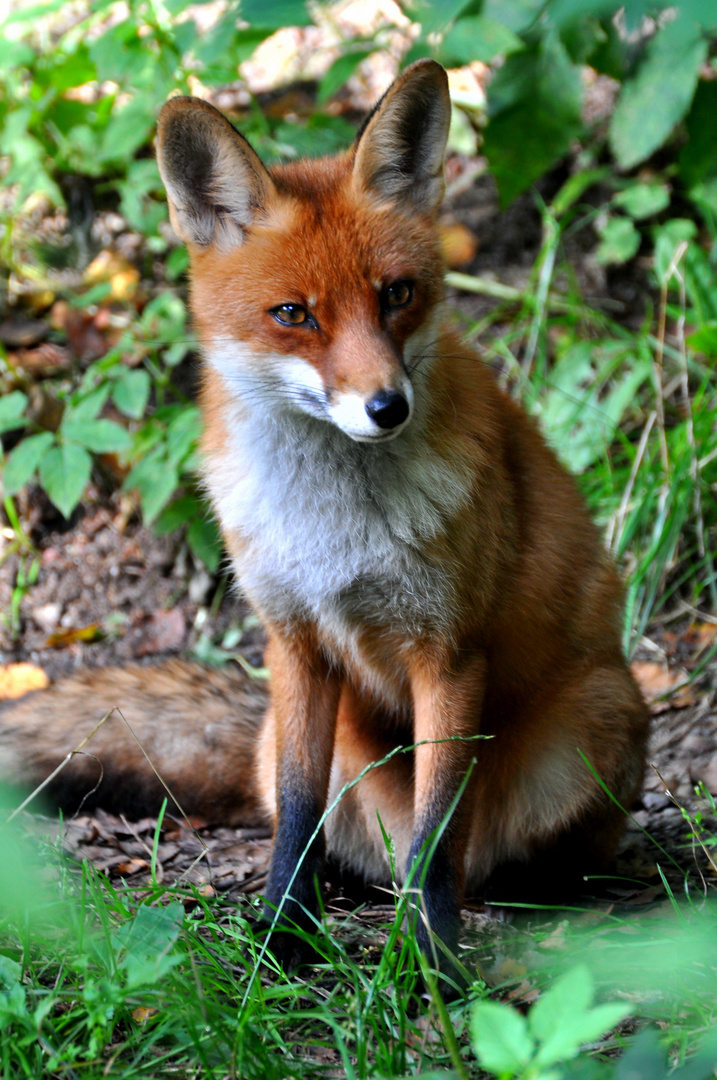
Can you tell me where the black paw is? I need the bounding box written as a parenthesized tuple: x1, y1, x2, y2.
(260, 925, 318, 971)
(256, 897, 320, 971)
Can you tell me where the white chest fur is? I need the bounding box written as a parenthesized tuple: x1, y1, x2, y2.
(203, 343, 472, 647)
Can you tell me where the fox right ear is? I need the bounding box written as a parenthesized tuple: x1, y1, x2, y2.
(156, 96, 275, 251)
(352, 59, 451, 217)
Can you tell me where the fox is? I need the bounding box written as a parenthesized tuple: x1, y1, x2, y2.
(1, 59, 648, 988)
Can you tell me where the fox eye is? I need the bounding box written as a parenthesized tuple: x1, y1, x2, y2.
(271, 303, 309, 326)
(383, 281, 413, 310)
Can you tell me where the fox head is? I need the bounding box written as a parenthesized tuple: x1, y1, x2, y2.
(156, 60, 451, 442)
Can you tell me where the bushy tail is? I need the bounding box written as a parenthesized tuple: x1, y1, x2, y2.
(0, 660, 269, 826)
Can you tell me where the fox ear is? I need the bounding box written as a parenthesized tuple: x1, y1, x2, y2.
(352, 60, 450, 217)
(156, 96, 275, 250)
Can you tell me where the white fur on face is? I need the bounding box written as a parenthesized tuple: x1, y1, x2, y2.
(208, 337, 415, 441)
(328, 376, 413, 442)
(206, 339, 329, 422)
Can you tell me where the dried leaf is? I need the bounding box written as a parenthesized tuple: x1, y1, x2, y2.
(440, 220, 478, 269)
(630, 660, 695, 712)
(116, 858, 150, 876)
(0, 663, 50, 700)
(135, 608, 186, 656)
(0, 318, 49, 348)
(83, 251, 139, 301)
(132, 1006, 159, 1023)
(46, 624, 104, 648)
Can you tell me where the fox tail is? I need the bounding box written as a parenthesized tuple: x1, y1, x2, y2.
(0, 660, 269, 826)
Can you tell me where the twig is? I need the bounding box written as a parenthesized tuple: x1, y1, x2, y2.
(606, 410, 656, 554)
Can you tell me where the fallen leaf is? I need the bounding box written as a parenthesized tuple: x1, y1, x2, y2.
(0, 663, 50, 700)
(135, 608, 186, 656)
(46, 624, 104, 648)
(83, 250, 140, 301)
(440, 220, 479, 269)
(505, 979, 540, 1004)
(132, 1007, 159, 1023)
(12, 343, 72, 377)
(116, 858, 149, 876)
(537, 922, 568, 950)
(630, 660, 695, 713)
(0, 318, 49, 348)
(498, 957, 527, 978)
(64, 309, 108, 362)
(663, 620, 717, 661)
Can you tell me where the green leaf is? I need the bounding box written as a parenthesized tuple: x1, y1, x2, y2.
(530, 966, 594, 1043)
(559, 14, 606, 65)
(165, 407, 203, 469)
(98, 95, 156, 166)
(2, 432, 55, 496)
(679, 80, 717, 187)
(0, 38, 35, 74)
(239, 0, 311, 28)
(406, 0, 474, 36)
(550, 167, 608, 217)
(686, 321, 717, 355)
(615, 1030, 666, 1080)
(123, 449, 179, 524)
(470, 1001, 534, 1074)
(155, 494, 198, 535)
(166, 246, 189, 281)
(318, 49, 374, 104)
(67, 384, 112, 421)
(609, 17, 707, 170)
(530, 966, 630, 1068)
(483, 31, 582, 207)
(39, 443, 92, 519)
(482, 0, 542, 34)
(1, 0, 67, 27)
(612, 183, 670, 220)
(0, 391, 28, 434)
(653, 218, 697, 284)
(683, 241, 717, 322)
(44, 44, 96, 93)
(112, 369, 151, 419)
(595, 216, 641, 265)
(440, 15, 524, 65)
(540, 341, 651, 472)
(114, 903, 184, 989)
(62, 418, 132, 453)
(272, 114, 356, 159)
(689, 177, 717, 222)
(187, 515, 221, 573)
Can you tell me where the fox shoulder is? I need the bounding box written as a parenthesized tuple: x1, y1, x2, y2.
(0, 660, 268, 825)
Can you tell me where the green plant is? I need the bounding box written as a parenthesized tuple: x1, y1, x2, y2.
(469, 965, 629, 1079)
(403, 0, 717, 211)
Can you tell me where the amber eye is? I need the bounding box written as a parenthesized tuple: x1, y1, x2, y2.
(271, 303, 309, 326)
(383, 281, 413, 310)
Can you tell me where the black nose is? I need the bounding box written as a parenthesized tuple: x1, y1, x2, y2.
(365, 390, 410, 430)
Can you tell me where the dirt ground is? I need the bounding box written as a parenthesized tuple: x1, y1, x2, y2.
(1, 138, 716, 942)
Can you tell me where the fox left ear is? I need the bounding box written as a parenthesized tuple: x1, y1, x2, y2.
(156, 95, 276, 251)
(352, 60, 451, 217)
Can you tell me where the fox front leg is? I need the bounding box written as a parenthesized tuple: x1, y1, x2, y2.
(406, 655, 485, 992)
(261, 630, 341, 967)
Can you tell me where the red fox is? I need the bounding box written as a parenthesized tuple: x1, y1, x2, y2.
(1, 60, 648, 986)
